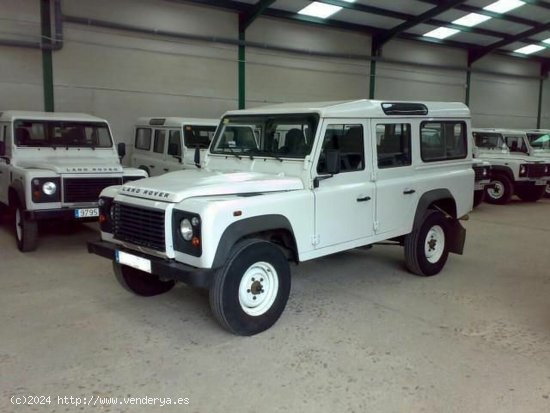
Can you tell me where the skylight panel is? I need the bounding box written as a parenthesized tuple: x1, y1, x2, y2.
(298, 2, 342, 19)
(423, 27, 460, 40)
(483, 0, 525, 14)
(514, 44, 545, 55)
(452, 13, 491, 27)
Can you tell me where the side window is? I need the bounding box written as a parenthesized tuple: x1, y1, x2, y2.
(168, 130, 182, 156)
(153, 129, 166, 154)
(135, 128, 152, 150)
(376, 123, 411, 168)
(421, 121, 467, 162)
(317, 124, 364, 173)
(505, 136, 527, 153)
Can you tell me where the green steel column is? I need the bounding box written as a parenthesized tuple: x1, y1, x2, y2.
(238, 30, 245, 110)
(465, 66, 471, 106)
(536, 76, 544, 128)
(40, 0, 54, 112)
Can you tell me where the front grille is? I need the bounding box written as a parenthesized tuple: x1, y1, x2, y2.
(63, 177, 122, 203)
(113, 203, 166, 252)
(527, 164, 549, 178)
(473, 166, 488, 182)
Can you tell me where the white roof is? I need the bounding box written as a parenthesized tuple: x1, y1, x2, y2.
(473, 128, 526, 136)
(135, 117, 219, 127)
(0, 110, 108, 122)
(224, 99, 470, 118)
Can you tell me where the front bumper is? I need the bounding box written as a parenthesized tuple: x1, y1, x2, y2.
(87, 240, 212, 288)
(26, 207, 97, 221)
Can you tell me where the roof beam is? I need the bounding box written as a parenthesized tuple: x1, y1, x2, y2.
(469, 21, 550, 64)
(373, 0, 468, 50)
(239, 0, 276, 31)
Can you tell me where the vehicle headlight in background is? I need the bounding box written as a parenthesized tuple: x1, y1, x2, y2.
(42, 181, 57, 195)
(519, 165, 527, 176)
(180, 219, 193, 241)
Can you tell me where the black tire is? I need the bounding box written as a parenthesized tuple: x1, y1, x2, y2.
(113, 262, 175, 296)
(515, 185, 546, 202)
(485, 173, 513, 205)
(472, 190, 485, 208)
(404, 210, 450, 277)
(209, 239, 291, 336)
(14, 203, 38, 252)
(545, 185, 550, 199)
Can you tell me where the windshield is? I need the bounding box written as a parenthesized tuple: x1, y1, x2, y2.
(473, 132, 506, 149)
(210, 114, 319, 159)
(14, 120, 113, 148)
(526, 133, 550, 150)
(183, 125, 217, 149)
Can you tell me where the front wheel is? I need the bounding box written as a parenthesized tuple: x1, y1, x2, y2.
(485, 174, 513, 205)
(14, 204, 38, 252)
(113, 262, 175, 296)
(209, 239, 291, 336)
(404, 210, 450, 276)
(515, 185, 546, 202)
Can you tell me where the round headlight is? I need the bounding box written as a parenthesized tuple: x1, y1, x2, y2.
(482, 168, 488, 177)
(42, 181, 57, 195)
(520, 165, 526, 175)
(180, 219, 193, 241)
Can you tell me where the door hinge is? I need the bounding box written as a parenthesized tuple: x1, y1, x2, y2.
(311, 234, 320, 246)
(373, 221, 379, 232)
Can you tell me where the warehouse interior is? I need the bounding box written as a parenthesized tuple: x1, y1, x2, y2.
(1, 0, 550, 412)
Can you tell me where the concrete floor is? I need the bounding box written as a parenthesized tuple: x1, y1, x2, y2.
(1, 199, 550, 413)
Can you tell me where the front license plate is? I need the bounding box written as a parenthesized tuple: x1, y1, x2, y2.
(74, 208, 99, 218)
(116, 250, 152, 274)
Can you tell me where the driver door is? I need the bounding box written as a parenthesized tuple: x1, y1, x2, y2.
(313, 119, 375, 249)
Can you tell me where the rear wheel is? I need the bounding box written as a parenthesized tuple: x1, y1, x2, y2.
(473, 190, 485, 208)
(113, 262, 175, 296)
(544, 184, 550, 199)
(515, 185, 546, 202)
(209, 239, 291, 336)
(404, 210, 450, 276)
(485, 173, 513, 205)
(14, 203, 38, 252)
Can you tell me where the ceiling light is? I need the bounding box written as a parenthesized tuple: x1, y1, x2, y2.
(298, 2, 342, 19)
(543, 38, 550, 44)
(423, 27, 460, 40)
(483, 0, 525, 14)
(452, 13, 492, 27)
(514, 44, 545, 55)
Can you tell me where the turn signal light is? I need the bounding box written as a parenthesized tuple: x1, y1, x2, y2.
(192, 236, 200, 247)
(99, 214, 107, 224)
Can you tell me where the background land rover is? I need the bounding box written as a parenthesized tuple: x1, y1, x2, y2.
(131, 117, 218, 176)
(524, 129, 550, 198)
(0, 111, 147, 252)
(88, 100, 474, 336)
(472, 128, 550, 204)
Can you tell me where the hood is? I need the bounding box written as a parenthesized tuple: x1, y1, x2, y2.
(119, 169, 304, 203)
(17, 156, 123, 174)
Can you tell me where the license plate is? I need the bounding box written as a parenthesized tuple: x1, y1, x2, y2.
(74, 208, 99, 218)
(116, 250, 152, 274)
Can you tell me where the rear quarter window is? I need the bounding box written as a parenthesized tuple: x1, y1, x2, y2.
(135, 128, 152, 150)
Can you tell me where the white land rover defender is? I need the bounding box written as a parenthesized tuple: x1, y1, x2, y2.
(131, 117, 219, 176)
(88, 100, 474, 335)
(472, 128, 550, 204)
(0, 111, 147, 251)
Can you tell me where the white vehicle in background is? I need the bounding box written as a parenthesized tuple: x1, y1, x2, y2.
(524, 129, 550, 197)
(131, 117, 218, 176)
(0, 111, 147, 251)
(472, 128, 550, 204)
(88, 100, 474, 336)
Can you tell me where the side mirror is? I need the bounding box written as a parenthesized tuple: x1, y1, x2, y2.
(325, 149, 341, 175)
(117, 142, 126, 160)
(194, 145, 201, 168)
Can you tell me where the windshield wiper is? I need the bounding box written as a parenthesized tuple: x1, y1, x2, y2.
(251, 150, 283, 162)
(222, 145, 242, 160)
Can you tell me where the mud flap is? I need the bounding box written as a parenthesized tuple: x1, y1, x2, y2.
(447, 219, 466, 255)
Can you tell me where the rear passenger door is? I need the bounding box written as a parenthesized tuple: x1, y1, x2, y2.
(372, 120, 418, 236)
(313, 119, 375, 249)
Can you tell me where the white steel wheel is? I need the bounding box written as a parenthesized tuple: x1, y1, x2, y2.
(15, 208, 22, 242)
(545, 185, 550, 198)
(487, 182, 504, 200)
(238, 261, 279, 317)
(424, 225, 445, 264)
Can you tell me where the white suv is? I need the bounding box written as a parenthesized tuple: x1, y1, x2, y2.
(0, 111, 147, 251)
(131, 117, 218, 176)
(88, 100, 474, 335)
(472, 128, 550, 204)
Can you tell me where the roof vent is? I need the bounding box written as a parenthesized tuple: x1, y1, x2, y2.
(381, 103, 428, 116)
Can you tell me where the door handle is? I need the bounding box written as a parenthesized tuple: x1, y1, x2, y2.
(403, 189, 416, 195)
(356, 196, 371, 202)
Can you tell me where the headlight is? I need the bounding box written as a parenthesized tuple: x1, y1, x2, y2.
(482, 168, 488, 177)
(180, 219, 193, 241)
(42, 181, 57, 195)
(519, 165, 526, 176)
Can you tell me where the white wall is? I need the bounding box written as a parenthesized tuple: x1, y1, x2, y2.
(0, 0, 547, 145)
